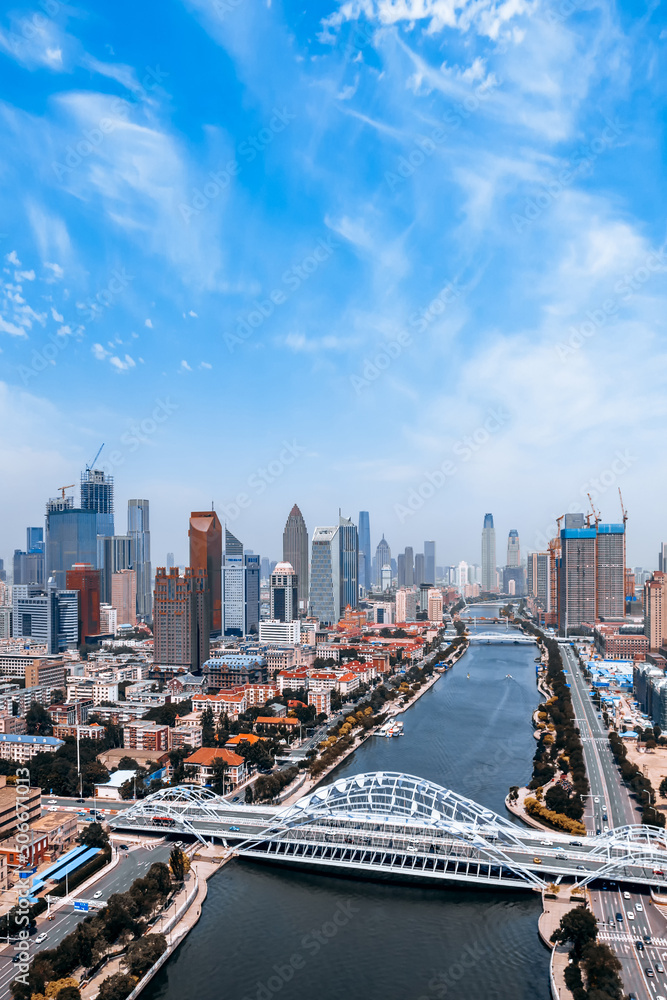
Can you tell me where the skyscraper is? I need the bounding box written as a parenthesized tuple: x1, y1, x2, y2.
(127, 500, 151, 620)
(414, 553, 425, 587)
(166, 552, 175, 571)
(424, 541, 436, 585)
(596, 523, 626, 620)
(270, 562, 298, 621)
(527, 552, 550, 609)
(111, 569, 137, 627)
(220, 530, 259, 636)
(45, 499, 97, 590)
(189, 510, 222, 635)
(65, 563, 101, 643)
(282, 505, 309, 614)
(13, 580, 78, 652)
(558, 525, 597, 633)
(659, 544, 667, 573)
(481, 514, 496, 593)
(404, 547, 414, 587)
(374, 535, 391, 588)
(80, 468, 114, 538)
(153, 567, 209, 672)
(97, 535, 133, 605)
(310, 525, 339, 625)
(245, 552, 260, 635)
(338, 514, 359, 611)
(506, 529, 520, 568)
(397, 553, 406, 589)
(358, 511, 371, 592)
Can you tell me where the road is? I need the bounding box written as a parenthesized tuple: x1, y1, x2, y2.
(562, 643, 666, 1000)
(0, 841, 171, 1000)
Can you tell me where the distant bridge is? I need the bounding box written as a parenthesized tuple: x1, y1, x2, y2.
(111, 775, 667, 892)
(467, 632, 535, 644)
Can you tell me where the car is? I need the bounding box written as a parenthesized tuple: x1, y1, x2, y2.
(533, 857, 542, 865)
(636, 903, 644, 912)
(119, 844, 129, 851)
(624, 891, 631, 899)
(76, 798, 85, 803)
(655, 869, 665, 876)
(616, 913, 623, 921)
(596, 828, 601, 835)
(12, 955, 21, 963)
(656, 963, 664, 974)
(540, 840, 553, 846)
(76, 811, 86, 816)
(232, 796, 240, 802)
(628, 911, 635, 920)
(636, 941, 644, 951)
(229, 825, 240, 832)
(647, 968, 655, 978)
(35, 933, 47, 944)
(645, 935, 652, 944)
(577, 865, 585, 871)
(556, 853, 567, 860)
(47, 798, 57, 803)
(594, 797, 600, 803)
(93, 890, 102, 899)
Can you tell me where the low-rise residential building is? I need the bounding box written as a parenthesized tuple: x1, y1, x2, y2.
(308, 689, 331, 715)
(255, 716, 300, 734)
(123, 721, 170, 752)
(308, 671, 338, 693)
(336, 671, 360, 696)
(93, 681, 119, 705)
(276, 669, 309, 693)
(224, 733, 265, 750)
(30, 810, 77, 854)
(169, 725, 202, 750)
(53, 722, 107, 741)
(0, 833, 47, 869)
(0, 714, 26, 735)
(265, 647, 299, 675)
(192, 691, 248, 720)
(0, 734, 64, 763)
(183, 747, 246, 789)
(242, 683, 278, 707)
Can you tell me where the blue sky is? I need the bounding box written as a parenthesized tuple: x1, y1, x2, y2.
(1, 0, 666, 570)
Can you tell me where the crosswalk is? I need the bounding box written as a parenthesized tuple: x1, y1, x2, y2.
(598, 930, 667, 947)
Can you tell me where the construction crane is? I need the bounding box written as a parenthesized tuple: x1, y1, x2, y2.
(556, 515, 565, 532)
(57, 484, 75, 500)
(587, 493, 601, 526)
(86, 443, 104, 471)
(618, 487, 628, 525)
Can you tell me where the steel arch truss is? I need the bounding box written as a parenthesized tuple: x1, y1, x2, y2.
(108, 784, 239, 844)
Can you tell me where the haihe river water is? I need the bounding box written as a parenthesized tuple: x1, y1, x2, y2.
(145, 610, 550, 1000)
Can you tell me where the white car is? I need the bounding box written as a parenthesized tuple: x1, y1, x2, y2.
(48, 798, 57, 804)
(636, 902, 643, 912)
(624, 891, 631, 899)
(594, 797, 600, 804)
(628, 911, 635, 920)
(35, 933, 47, 944)
(93, 890, 102, 899)
(540, 840, 553, 846)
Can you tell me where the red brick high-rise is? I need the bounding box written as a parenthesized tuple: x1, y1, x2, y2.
(65, 563, 101, 643)
(189, 511, 222, 635)
(153, 567, 209, 673)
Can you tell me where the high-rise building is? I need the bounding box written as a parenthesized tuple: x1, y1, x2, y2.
(395, 588, 418, 622)
(45, 499, 97, 590)
(404, 547, 414, 587)
(526, 552, 550, 609)
(13, 550, 45, 587)
(80, 468, 114, 538)
(659, 544, 667, 573)
(166, 552, 175, 571)
(502, 566, 525, 596)
(26, 528, 44, 553)
(338, 515, 358, 612)
(100, 603, 117, 635)
(220, 530, 259, 637)
(127, 500, 151, 620)
(506, 529, 520, 568)
(558, 526, 597, 633)
(481, 514, 496, 593)
(427, 589, 443, 623)
(414, 553, 425, 587)
(282, 505, 309, 614)
(111, 569, 137, 627)
(457, 561, 469, 591)
(245, 552, 260, 635)
(374, 536, 391, 588)
(65, 563, 101, 643)
(270, 562, 298, 622)
(596, 523, 626, 620)
(153, 567, 209, 672)
(644, 573, 667, 651)
(97, 535, 133, 605)
(358, 511, 371, 592)
(12, 581, 78, 652)
(397, 553, 406, 589)
(189, 510, 222, 635)
(424, 541, 435, 586)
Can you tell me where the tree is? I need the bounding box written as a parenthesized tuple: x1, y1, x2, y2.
(210, 757, 228, 795)
(26, 701, 53, 736)
(659, 776, 667, 799)
(551, 906, 598, 960)
(96, 973, 135, 1000)
(80, 822, 109, 849)
(117, 756, 140, 770)
(169, 845, 187, 882)
(201, 706, 215, 747)
(126, 933, 167, 977)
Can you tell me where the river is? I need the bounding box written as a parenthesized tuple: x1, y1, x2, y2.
(144, 605, 550, 1000)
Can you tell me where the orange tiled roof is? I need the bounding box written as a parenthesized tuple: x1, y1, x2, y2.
(184, 747, 244, 767)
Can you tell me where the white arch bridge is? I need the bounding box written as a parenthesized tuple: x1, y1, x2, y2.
(110, 773, 667, 892)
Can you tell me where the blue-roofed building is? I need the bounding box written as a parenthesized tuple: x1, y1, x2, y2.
(0, 734, 64, 764)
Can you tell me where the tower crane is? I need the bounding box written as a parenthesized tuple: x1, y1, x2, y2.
(618, 488, 628, 525)
(57, 484, 75, 500)
(587, 493, 601, 526)
(86, 443, 105, 471)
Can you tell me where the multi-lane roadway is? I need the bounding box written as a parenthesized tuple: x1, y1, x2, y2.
(562, 643, 667, 999)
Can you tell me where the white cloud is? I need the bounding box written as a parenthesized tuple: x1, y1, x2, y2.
(0, 316, 26, 337)
(91, 343, 109, 360)
(144, 318, 153, 328)
(15, 270, 35, 281)
(5, 251, 20, 266)
(199, 361, 212, 369)
(180, 359, 193, 372)
(44, 262, 64, 281)
(51, 306, 64, 322)
(188, 310, 198, 318)
(109, 354, 136, 371)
